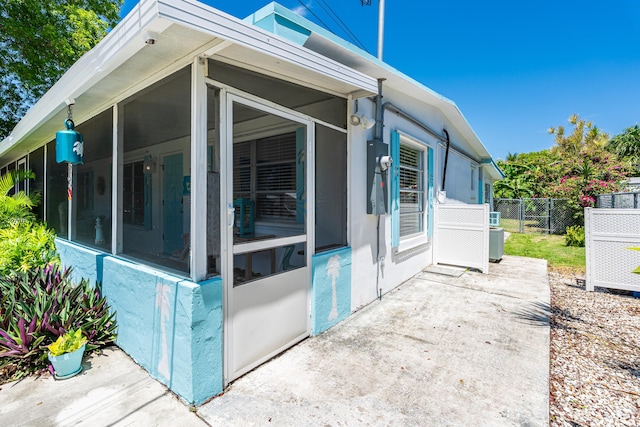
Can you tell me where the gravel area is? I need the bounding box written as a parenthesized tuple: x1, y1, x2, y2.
(549, 271, 640, 426)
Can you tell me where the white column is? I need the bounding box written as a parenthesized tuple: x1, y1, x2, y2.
(191, 56, 208, 281)
(112, 104, 123, 254)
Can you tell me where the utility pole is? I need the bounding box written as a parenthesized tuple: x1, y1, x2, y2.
(377, 0, 385, 60)
(361, 0, 385, 60)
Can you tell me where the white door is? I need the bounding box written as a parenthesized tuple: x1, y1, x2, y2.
(224, 95, 312, 383)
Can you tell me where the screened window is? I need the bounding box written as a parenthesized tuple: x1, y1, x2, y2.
(123, 161, 145, 226)
(234, 133, 297, 221)
(29, 146, 45, 221)
(399, 144, 424, 238)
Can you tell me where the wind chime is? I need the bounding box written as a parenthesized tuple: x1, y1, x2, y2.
(55, 99, 84, 240)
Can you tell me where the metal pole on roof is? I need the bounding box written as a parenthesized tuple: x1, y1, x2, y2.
(377, 0, 385, 60)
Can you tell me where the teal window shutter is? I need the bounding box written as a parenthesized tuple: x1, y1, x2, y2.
(391, 130, 400, 248)
(478, 168, 483, 204)
(427, 146, 434, 238)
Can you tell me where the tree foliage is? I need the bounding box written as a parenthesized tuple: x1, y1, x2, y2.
(548, 113, 609, 156)
(496, 115, 630, 223)
(607, 124, 640, 175)
(0, 0, 123, 139)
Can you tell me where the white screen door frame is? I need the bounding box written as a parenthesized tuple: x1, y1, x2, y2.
(222, 92, 315, 384)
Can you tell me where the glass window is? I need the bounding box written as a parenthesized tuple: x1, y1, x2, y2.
(208, 59, 346, 129)
(315, 124, 347, 252)
(46, 140, 69, 237)
(121, 66, 191, 275)
(29, 146, 45, 221)
(234, 134, 298, 222)
(231, 101, 307, 286)
(71, 108, 113, 249)
(399, 143, 424, 238)
(123, 161, 145, 226)
(206, 85, 221, 277)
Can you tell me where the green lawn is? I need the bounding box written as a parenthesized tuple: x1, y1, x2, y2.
(504, 232, 585, 273)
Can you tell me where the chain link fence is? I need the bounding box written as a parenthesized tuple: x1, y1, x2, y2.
(493, 198, 579, 234)
(596, 192, 640, 209)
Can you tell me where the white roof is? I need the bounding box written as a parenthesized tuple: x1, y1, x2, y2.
(0, 0, 501, 179)
(0, 0, 377, 160)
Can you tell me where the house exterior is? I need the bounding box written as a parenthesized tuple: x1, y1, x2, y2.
(0, 0, 503, 404)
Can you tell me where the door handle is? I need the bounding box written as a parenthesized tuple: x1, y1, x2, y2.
(227, 203, 235, 228)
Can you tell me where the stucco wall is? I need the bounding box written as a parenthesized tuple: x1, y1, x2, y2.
(56, 239, 223, 405)
(312, 247, 352, 334)
(349, 91, 437, 311)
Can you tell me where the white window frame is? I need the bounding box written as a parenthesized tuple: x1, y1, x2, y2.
(396, 132, 430, 252)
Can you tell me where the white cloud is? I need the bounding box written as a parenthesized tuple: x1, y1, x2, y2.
(292, 1, 313, 17)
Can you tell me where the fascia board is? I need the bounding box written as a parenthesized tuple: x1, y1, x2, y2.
(481, 158, 506, 180)
(157, 0, 377, 95)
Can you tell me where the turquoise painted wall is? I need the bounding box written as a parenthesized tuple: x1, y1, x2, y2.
(312, 247, 352, 335)
(55, 239, 223, 405)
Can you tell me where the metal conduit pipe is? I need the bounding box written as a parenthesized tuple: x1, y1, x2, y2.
(374, 79, 385, 141)
(377, 101, 481, 192)
(382, 102, 447, 143)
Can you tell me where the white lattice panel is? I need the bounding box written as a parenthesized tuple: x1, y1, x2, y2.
(434, 204, 489, 274)
(437, 205, 486, 227)
(586, 208, 640, 292)
(590, 209, 640, 235)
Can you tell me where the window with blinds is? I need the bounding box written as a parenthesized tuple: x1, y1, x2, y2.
(234, 132, 298, 221)
(123, 161, 145, 226)
(399, 144, 424, 237)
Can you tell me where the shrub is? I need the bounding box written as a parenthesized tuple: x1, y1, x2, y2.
(0, 264, 117, 382)
(0, 221, 59, 277)
(565, 225, 585, 247)
(0, 169, 58, 276)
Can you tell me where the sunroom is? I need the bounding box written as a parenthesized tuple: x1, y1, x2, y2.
(0, 0, 377, 404)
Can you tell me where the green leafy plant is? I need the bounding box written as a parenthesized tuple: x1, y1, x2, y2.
(47, 329, 87, 356)
(0, 264, 117, 382)
(0, 221, 58, 276)
(565, 225, 585, 248)
(0, 170, 58, 277)
(629, 247, 640, 274)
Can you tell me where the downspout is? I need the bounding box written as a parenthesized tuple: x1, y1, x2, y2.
(442, 128, 451, 192)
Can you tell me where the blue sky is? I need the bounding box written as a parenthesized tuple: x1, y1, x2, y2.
(122, 0, 640, 160)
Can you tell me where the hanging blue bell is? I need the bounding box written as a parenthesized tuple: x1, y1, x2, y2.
(56, 118, 84, 164)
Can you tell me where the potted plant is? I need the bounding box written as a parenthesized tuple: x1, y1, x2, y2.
(47, 329, 87, 379)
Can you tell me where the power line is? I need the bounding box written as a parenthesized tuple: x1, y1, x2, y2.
(315, 0, 368, 51)
(295, 0, 369, 53)
(295, 0, 333, 34)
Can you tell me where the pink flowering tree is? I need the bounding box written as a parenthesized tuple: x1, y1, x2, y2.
(549, 147, 628, 221)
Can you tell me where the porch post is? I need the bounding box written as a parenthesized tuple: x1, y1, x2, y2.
(112, 104, 123, 254)
(191, 56, 208, 281)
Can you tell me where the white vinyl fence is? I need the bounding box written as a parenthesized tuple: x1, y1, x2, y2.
(585, 208, 640, 292)
(434, 204, 489, 274)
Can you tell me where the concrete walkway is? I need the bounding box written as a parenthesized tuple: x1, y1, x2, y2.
(199, 255, 549, 426)
(1, 255, 549, 426)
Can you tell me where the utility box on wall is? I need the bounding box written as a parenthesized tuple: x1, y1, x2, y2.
(367, 139, 389, 215)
